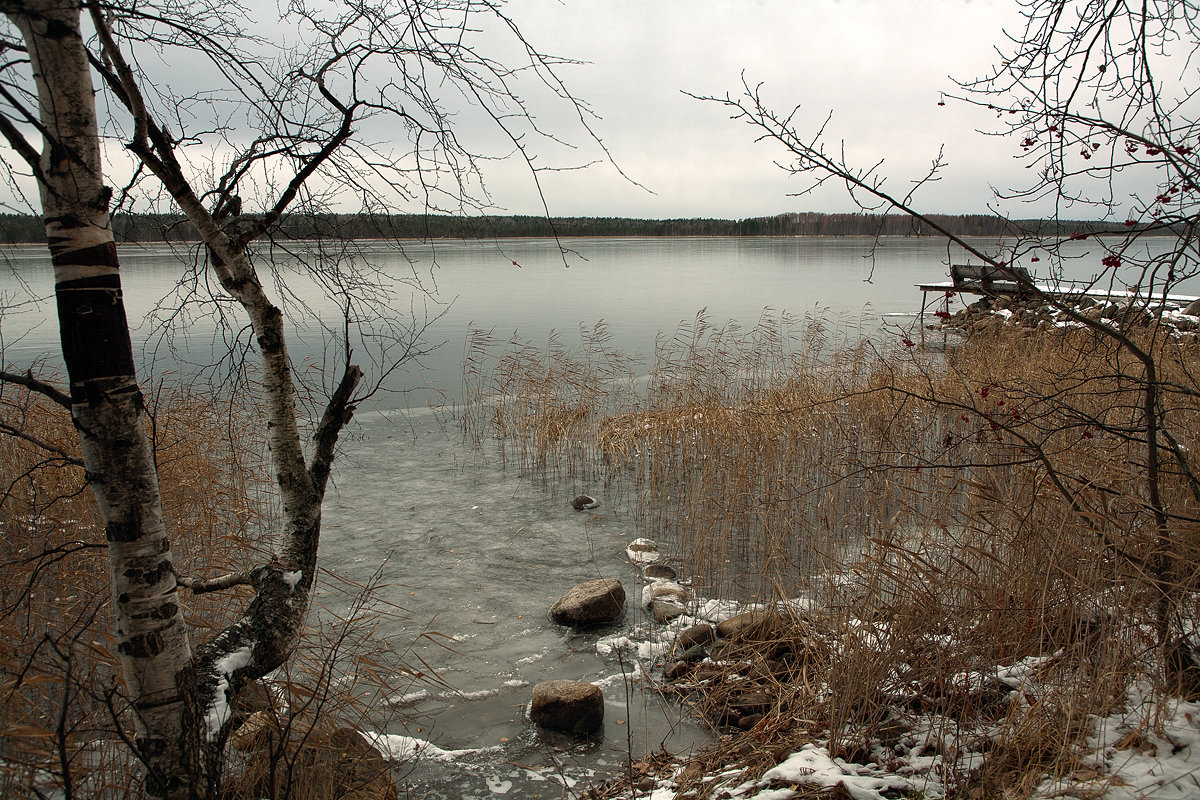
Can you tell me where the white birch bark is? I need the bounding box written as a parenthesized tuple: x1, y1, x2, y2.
(1, 1, 196, 797)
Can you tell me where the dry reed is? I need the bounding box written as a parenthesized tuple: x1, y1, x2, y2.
(463, 311, 1200, 798)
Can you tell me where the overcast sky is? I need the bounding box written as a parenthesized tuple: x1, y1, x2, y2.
(0, 0, 1083, 222)
(483, 0, 1035, 219)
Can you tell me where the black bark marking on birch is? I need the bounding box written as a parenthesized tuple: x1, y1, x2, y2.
(40, 15, 76, 41)
(123, 558, 173, 585)
(130, 602, 179, 622)
(106, 517, 140, 542)
(51, 241, 119, 269)
(136, 735, 167, 757)
(58, 273, 135, 392)
(44, 212, 88, 230)
(256, 306, 283, 350)
(120, 629, 165, 658)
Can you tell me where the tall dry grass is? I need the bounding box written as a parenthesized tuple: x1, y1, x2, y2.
(462, 311, 1200, 798)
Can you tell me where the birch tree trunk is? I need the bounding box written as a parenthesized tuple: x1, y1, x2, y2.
(0, 1, 197, 796)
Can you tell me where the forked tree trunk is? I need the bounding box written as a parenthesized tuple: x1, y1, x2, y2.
(4, 2, 361, 796)
(2, 1, 197, 796)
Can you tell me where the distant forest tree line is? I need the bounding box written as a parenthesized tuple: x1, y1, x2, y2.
(0, 210, 1142, 244)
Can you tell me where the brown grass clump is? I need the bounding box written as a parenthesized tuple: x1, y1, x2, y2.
(463, 311, 1200, 798)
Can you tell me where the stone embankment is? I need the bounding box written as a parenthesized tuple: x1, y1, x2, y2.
(940, 293, 1200, 336)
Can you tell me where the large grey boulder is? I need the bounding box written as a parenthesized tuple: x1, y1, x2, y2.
(530, 680, 604, 735)
(550, 578, 625, 627)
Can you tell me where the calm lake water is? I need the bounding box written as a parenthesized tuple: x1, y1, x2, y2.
(1, 235, 1178, 797)
(1, 236, 995, 403)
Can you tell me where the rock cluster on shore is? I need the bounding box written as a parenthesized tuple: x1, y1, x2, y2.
(940, 293, 1200, 337)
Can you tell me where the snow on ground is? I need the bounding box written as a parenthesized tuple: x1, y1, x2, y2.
(361, 730, 485, 762)
(1035, 689, 1200, 799)
(618, 684, 1200, 800)
(598, 589, 1200, 800)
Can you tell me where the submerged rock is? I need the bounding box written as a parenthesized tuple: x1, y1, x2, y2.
(530, 680, 604, 735)
(571, 495, 600, 511)
(550, 578, 625, 627)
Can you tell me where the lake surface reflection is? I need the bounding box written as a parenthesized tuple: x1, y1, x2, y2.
(2, 236, 1000, 407)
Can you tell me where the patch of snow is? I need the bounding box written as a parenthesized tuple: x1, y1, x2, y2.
(596, 634, 632, 657)
(485, 775, 513, 793)
(778, 596, 814, 613)
(204, 644, 255, 741)
(389, 689, 429, 705)
(451, 687, 500, 700)
(281, 570, 302, 589)
(516, 650, 546, 665)
(362, 731, 476, 762)
(750, 743, 916, 800)
(693, 598, 746, 622)
(1036, 687, 1200, 800)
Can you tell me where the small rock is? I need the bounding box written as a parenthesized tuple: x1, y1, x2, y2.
(571, 495, 600, 511)
(663, 660, 695, 682)
(674, 624, 716, 654)
(876, 707, 912, 748)
(550, 578, 625, 627)
(716, 687, 775, 727)
(691, 662, 729, 682)
(229, 709, 278, 752)
(643, 563, 678, 580)
(737, 714, 764, 731)
(233, 678, 275, 725)
(626, 538, 661, 563)
(642, 581, 687, 607)
(674, 643, 710, 664)
(530, 680, 604, 735)
(716, 611, 784, 642)
(651, 600, 685, 623)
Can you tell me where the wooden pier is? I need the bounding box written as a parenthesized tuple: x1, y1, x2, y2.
(918, 264, 1199, 325)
